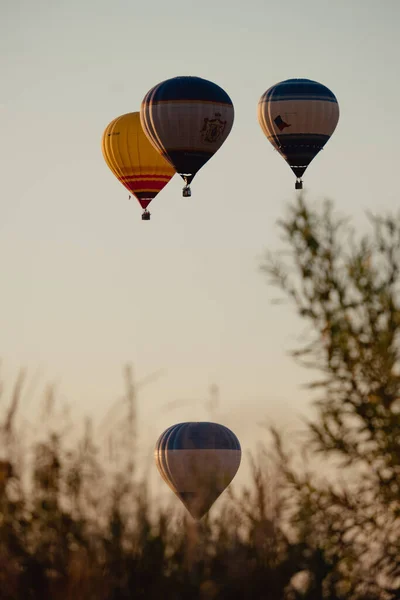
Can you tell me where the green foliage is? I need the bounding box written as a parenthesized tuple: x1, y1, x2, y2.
(262, 195, 400, 597)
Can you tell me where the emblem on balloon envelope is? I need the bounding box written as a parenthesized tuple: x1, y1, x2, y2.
(200, 114, 227, 143)
(273, 115, 291, 131)
(155, 422, 241, 520)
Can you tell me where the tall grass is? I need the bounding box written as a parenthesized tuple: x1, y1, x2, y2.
(0, 367, 396, 600)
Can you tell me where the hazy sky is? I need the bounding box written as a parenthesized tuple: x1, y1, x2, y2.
(1, 0, 400, 480)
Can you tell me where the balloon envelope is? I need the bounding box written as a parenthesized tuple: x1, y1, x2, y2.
(101, 112, 175, 210)
(258, 78, 339, 185)
(140, 76, 234, 189)
(155, 422, 241, 520)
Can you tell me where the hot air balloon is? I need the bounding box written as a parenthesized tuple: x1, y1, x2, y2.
(140, 76, 234, 197)
(155, 422, 241, 520)
(258, 78, 339, 189)
(101, 112, 175, 220)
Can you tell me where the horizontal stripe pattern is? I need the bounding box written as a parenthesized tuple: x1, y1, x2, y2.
(258, 99, 339, 138)
(118, 176, 172, 192)
(155, 449, 241, 492)
(154, 423, 241, 518)
(141, 77, 234, 179)
(261, 78, 338, 102)
(155, 422, 241, 450)
(102, 112, 175, 209)
(141, 102, 234, 175)
(258, 79, 339, 177)
(143, 75, 232, 103)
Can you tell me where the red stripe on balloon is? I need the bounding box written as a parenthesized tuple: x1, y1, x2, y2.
(118, 178, 170, 191)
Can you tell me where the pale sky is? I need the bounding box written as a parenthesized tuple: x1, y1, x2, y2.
(1, 0, 400, 486)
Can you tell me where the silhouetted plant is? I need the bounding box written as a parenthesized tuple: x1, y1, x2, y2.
(262, 195, 400, 598)
(0, 195, 399, 598)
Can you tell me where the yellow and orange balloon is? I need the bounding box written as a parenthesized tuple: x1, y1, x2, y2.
(101, 112, 175, 219)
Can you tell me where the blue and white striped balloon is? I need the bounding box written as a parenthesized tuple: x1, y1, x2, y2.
(258, 78, 340, 189)
(155, 422, 241, 520)
(140, 76, 234, 194)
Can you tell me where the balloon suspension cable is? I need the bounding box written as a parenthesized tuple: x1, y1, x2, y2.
(295, 179, 303, 190)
